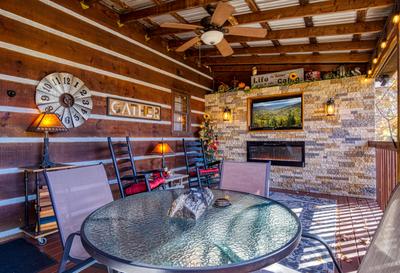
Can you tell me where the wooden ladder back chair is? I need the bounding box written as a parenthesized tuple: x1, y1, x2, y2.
(182, 139, 222, 188)
(357, 185, 400, 273)
(108, 137, 165, 198)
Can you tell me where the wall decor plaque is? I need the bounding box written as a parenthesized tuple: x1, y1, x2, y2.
(107, 98, 161, 120)
(251, 68, 304, 88)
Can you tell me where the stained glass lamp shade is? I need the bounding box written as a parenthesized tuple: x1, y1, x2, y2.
(28, 113, 68, 168)
(151, 142, 174, 169)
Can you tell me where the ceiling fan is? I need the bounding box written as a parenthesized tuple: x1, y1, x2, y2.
(160, 2, 267, 57)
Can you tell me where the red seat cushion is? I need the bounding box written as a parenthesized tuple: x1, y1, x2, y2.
(125, 177, 165, 196)
(189, 167, 219, 177)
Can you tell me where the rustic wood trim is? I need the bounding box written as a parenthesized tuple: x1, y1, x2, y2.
(246, 92, 304, 132)
(211, 64, 367, 72)
(169, 21, 384, 46)
(368, 141, 398, 151)
(151, 0, 392, 36)
(171, 90, 192, 137)
(186, 41, 376, 57)
(203, 53, 371, 65)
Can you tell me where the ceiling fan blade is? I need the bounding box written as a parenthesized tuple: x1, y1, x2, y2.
(215, 38, 234, 57)
(224, 27, 267, 38)
(160, 22, 203, 30)
(210, 2, 235, 27)
(176, 36, 201, 52)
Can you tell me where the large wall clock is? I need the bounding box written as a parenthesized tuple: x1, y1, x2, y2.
(35, 72, 93, 128)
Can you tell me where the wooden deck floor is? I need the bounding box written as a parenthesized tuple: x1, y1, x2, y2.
(29, 191, 382, 273)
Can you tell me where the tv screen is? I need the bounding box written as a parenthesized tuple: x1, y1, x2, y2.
(249, 94, 303, 131)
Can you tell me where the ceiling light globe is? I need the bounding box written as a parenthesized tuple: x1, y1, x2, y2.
(201, 30, 224, 45)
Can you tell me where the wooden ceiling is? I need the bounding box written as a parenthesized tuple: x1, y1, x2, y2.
(92, 0, 395, 76)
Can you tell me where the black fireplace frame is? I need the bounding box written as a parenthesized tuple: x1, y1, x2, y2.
(247, 141, 305, 167)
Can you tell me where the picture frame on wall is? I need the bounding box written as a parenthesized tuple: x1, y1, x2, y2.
(247, 93, 304, 131)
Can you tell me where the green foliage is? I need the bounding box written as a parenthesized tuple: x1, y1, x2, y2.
(199, 114, 219, 162)
(251, 103, 302, 129)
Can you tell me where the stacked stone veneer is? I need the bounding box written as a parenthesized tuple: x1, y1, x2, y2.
(206, 76, 376, 198)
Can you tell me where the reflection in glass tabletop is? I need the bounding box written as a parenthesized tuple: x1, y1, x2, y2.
(81, 189, 301, 273)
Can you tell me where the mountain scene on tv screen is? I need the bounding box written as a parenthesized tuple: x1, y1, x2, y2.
(251, 96, 302, 129)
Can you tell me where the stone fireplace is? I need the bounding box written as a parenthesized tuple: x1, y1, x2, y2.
(247, 141, 305, 167)
(205, 76, 376, 198)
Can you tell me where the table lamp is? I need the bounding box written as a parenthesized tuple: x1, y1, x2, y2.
(151, 140, 174, 169)
(28, 113, 68, 168)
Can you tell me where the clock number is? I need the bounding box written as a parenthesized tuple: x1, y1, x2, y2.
(41, 95, 50, 101)
(81, 108, 88, 114)
(74, 82, 80, 88)
(73, 114, 80, 121)
(45, 105, 53, 112)
(82, 99, 90, 105)
(80, 90, 87, 96)
(64, 116, 71, 124)
(42, 83, 53, 92)
(52, 78, 61, 86)
(63, 77, 71, 85)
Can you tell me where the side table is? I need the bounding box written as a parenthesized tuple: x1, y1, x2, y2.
(164, 173, 189, 189)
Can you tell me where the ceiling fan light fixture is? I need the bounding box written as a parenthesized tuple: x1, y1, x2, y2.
(201, 30, 224, 45)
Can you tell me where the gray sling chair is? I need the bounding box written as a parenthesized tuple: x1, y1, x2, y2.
(220, 161, 343, 273)
(44, 164, 114, 273)
(357, 184, 400, 273)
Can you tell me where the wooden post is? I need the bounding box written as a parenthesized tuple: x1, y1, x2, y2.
(397, 22, 400, 185)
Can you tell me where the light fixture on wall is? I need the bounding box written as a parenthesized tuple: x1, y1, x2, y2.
(223, 107, 232, 121)
(326, 98, 335, 116)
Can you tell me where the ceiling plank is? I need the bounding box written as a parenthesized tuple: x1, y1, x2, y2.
(170, 21, 384, 46)
(211, 63, 366, 72)
(120, 0, 216, 23)
(203, 53, 371, 65)
(187, 40, 375, 57)
(149, 0, 392, 36)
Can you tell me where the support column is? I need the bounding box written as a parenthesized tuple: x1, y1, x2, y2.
(397, 22, 400, 184)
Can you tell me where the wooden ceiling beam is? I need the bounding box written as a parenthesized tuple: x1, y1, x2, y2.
(170, 21, 384, 47)
(149, 0, 392, 36)
(120, 0, 216, 23)
(211, 63, 366, 72)
(203, 53, 371, 65)
(187, 40, 375, 57)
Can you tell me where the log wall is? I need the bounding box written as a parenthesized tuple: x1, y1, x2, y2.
(0, 0, 212, 239)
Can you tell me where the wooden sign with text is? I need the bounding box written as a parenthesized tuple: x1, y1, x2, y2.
(107, 98, 161, 120)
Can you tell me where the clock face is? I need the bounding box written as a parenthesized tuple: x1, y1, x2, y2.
(35, 72, 93, 128)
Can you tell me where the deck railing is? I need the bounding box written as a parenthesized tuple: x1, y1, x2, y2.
(368, 141, 398, 210)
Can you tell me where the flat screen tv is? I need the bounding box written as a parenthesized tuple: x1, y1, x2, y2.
(249, 94, 303, 131)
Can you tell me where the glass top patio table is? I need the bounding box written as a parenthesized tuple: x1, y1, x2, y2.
(81, 189, 302, 273)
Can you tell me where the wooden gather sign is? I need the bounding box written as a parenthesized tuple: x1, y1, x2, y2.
(107, 98, 161, 120)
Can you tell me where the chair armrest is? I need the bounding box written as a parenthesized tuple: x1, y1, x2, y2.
(207, 160, 222, 167)
(121, 174, 146, 181)
(137, 169, 163, 175)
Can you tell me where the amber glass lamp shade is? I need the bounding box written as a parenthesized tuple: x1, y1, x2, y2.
(28, 113, 67, 168)
(152, 142, 174, 169)
(28, 113, 67, 133)
(223, 107, 232, 121)
(326, 98, 335, 116)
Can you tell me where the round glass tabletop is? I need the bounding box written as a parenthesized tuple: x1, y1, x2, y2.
(81, 189, 301, 273)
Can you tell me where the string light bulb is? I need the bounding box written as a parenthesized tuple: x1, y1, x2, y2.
(368, 69, 372, 75)
(380, 41, 387, 49)
(393, 14, 400, 24)
(372, 58, 378, 64)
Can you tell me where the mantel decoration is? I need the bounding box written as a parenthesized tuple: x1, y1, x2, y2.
(35, 72, 93, 128)
(199, 114, 219, 162)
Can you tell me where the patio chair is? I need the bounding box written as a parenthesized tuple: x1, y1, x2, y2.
(182, 139, 222, 188)
(357, 185, 400, 273)
(220, 161, 271, 197)
(108, 136, 165, 198)
(43, 164, 114, 273)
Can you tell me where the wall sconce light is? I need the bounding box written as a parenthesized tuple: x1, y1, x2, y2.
(326, 98, 335, 116)
(223, 107, 232, 121)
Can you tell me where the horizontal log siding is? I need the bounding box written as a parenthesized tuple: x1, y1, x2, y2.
(0, 0, 210, 238)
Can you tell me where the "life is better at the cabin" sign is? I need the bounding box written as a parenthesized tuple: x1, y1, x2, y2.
(251, 68, 304, 88)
